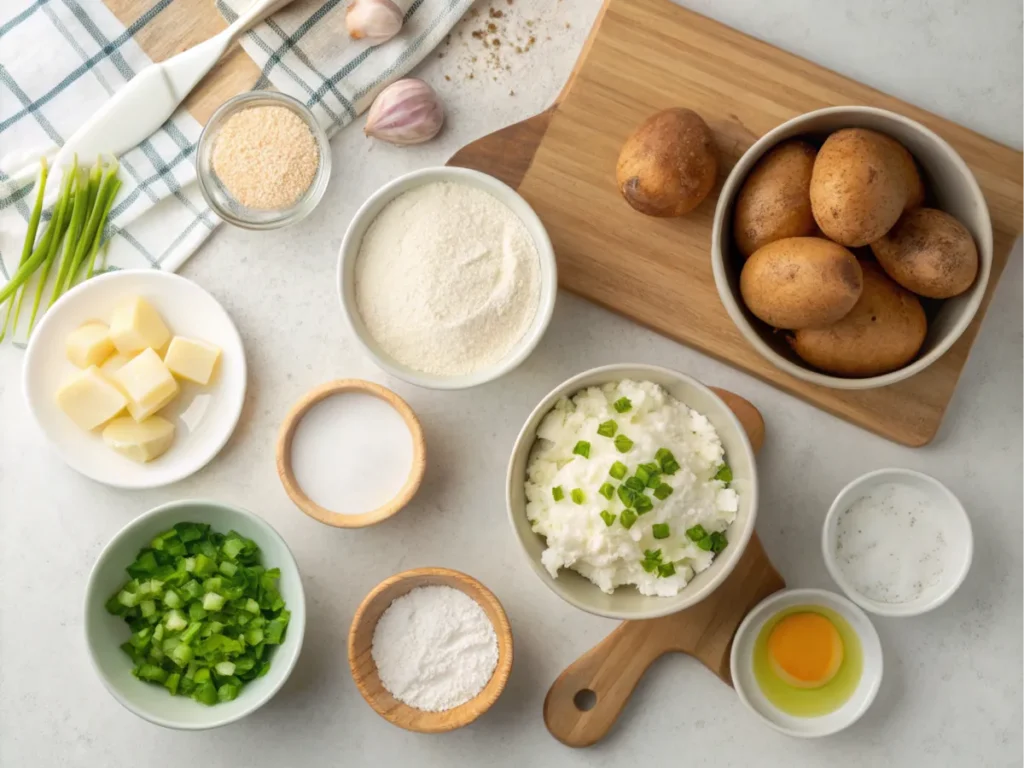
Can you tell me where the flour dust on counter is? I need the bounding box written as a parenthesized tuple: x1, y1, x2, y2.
(289, 392, 413, 515)
(834, 482, 950, 604)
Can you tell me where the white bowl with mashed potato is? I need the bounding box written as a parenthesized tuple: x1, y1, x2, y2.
(506, 364, 758, 620)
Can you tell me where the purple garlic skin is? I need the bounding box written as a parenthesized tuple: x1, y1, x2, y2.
(346, 0, 403, 44)
(364, 79, 445, 146)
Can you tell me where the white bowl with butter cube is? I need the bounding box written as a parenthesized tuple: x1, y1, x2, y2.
(24, 270, 246, 489)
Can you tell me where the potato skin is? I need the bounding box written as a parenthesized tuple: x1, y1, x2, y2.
(733, 140, 818, 258)
(871, 208, 978, 299)
(616, 108, 718, 217)
(790, 262, 927, 377)
(740, 237, 863, 330)
(810, 128, 909, 247)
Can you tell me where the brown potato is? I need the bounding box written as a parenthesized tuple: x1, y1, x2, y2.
(810, 128, 910, 247)
(733, 140, 818, 258)
(871, 208, 978, 298)
(616, 108, 717, 217)
(881, 133, 925, 211)
(789, 262, 927, 377)
(740, 237, 863, 330)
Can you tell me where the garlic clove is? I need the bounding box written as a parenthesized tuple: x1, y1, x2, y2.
(364, 79, 445, 146)
(346, 0, 403, 45)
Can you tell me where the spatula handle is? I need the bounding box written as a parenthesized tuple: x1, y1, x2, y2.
(543, 620, 671, 748)
(227, 0, 298, 43)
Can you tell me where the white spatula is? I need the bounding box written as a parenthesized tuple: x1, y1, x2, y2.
(50, 0, 297, 171)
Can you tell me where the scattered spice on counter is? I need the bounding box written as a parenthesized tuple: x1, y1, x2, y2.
(372, 586, 498, 712)
(211, 106, 319, 210)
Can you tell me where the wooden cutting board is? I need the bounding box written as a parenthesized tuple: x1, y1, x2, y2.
(449, 0, 1024, 447)
(543, 388, 784, 748)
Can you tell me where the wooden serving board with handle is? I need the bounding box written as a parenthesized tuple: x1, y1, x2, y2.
(543, 387, 783, 748)
(448, 0, 1024, 447)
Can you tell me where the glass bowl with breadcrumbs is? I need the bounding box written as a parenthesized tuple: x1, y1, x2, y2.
(196, 92, 331, 230)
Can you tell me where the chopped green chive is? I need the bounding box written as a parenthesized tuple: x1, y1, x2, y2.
(652, 523, 670, 539)
(640, 549, 662, 573)
(635, 464, 655, 484)
(613, 396, 632, 413)
(620, 509, 638, 529)
(552, 486, 564, 502)
(633, 495, 653, 515)
(617, 485, 638, 508)
(655, 448, 675, 465)
(614, 434, 634, 453)
(710, 531, 728, 553)
(686, 524, 707, 542)
(600, 511, 616, 527)
(609, 461, 628, 480)
(597, 420, 618, 438)
(571, 488, 585, 505)
(646, 472, 662, 489)
(653, 483, 674, 500)
(657, 562, 676, 578)
(661, 458, 681, 475)
(623, 476, 646, 493)
(697, 536, 713, 551)
(573, 441, 591, 459)
(598, 482, 615, 500)
(714, 464, 733, 483)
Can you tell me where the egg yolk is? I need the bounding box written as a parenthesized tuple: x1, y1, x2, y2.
(767, 612, 844, 689)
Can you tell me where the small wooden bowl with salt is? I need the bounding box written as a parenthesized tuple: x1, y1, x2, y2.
(275, 379, 426, 528)
(348, 567, 514, 733)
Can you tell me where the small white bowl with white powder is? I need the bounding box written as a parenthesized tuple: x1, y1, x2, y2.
(823, 468, 973, 617)
(338, 167, 557, 389)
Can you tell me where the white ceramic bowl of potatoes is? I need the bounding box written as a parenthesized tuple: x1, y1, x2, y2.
(711, 106, 992, 389)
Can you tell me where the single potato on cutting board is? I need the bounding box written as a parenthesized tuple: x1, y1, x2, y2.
(740, 237, 863, 330)
(733, 140, 818, 258)
(616, 108, 718, 217)
(809, 128, 923, 247)
(871, 208, 978, 299)
(789, 262, 927, 377)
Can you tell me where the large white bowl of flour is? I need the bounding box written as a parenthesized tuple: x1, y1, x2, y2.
(338, 167, 557, 389)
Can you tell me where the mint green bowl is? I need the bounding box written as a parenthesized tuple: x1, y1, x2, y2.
(84, 500, 306, 730)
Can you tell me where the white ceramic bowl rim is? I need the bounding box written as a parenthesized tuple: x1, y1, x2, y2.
(83, 499, 306, 730)
(821, 467, 973, 617)
(505, 363, 759, 620)
(711, 105, 994, 390)
(730, 587, 884, 738)
(336, 166, 558, 390)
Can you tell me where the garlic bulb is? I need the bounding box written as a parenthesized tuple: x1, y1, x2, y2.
(346, 0, 403, 44)
(364, 79, 444, 146)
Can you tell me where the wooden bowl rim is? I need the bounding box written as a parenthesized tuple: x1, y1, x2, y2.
(275, 379, 426, 528)
(347, 567, 514, 733)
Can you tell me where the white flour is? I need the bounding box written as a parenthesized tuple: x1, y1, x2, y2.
(354, 181, 541, 376)
(371, 585, 499, 712)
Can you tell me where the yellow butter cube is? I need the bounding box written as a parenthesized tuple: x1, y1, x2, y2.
(108, 297, 170, 356)
(66, 322, 114, 368)
(164, 336, 221, 385)
(56, 366, 127, 430)
(112, 348, 179, 421)
(103, 416, 175, 463)
(99, 352, 134, 380)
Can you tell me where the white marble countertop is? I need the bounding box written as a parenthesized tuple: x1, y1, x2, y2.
(1, 1, 1021, 766)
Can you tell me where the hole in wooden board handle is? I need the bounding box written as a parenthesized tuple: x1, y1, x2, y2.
(543, 621, 670, 748)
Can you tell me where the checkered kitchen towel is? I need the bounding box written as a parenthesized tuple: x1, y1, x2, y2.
(0, 0, 470, 339)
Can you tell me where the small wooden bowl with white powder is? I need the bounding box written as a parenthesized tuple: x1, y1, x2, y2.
(275, 380, 426, 528)
(337, 167, 557, 389)
(348, 567, 513, 733)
